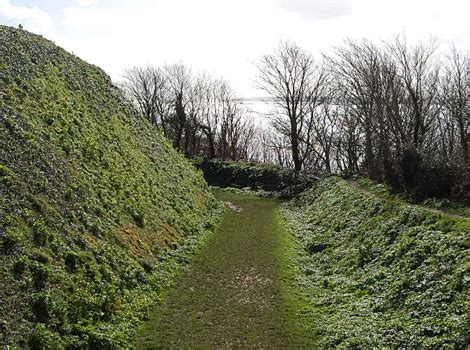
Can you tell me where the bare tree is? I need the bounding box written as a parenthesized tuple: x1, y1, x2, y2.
(164, 64, 192, 151)
(122, 66, 171, 134)
(256, 41, 315, 171)
(440, 46, 469, 172)
(326, 39, 385, 179)
(387, 36, 441, 151)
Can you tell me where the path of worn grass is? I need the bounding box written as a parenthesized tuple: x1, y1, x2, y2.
(135, 191, 313, 348)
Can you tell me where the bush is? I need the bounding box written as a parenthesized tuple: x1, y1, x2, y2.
(1, 227, 21, 253)
(32, 220, 48, 246)
(195, 158, 315, 198)
(130, 209, 145, 228)
(28, 323, 63, 350)
(31, 290, 67, 329)
(30, 262, 49, 290)
(64, 251, 79, 272)
(12, 255, 28, 278)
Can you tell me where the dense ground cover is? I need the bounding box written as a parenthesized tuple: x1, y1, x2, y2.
(283, 176, 469, 348)
(0, 26, 221, 348)
(354, 176, 470, 220)
(136, 190, 315, 348)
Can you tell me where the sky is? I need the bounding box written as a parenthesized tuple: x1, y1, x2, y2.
(1, 0, 469, 99)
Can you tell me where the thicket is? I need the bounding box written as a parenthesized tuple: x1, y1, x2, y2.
(282, 177, 469, 347)
(0, 25, 221, 348)
(121, 66, 256, 162)
(256, 39, 470, 203)
(194, 158, 315, 198)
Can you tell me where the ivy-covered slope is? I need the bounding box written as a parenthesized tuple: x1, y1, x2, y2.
(283, 177, 469, 348)
(0, 25, 221, 348)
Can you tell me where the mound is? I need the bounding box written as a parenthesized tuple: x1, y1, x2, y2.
(0, 25, 220, 348)
(283, 177, 469, 348)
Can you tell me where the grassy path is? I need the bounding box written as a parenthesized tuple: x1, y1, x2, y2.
(135, 191, 312, 348)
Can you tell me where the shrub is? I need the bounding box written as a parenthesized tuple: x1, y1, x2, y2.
(64, 251, 79, 272)
(1, 227, 21, 253)
(31, 290, 67, 329)
(30, 262, 49, 290)
(28, 323, 62, 350)
(138, 258, 153, 273)
(130, 209, 145, 228)
(31, 291, 51, 323)
(195, 158, 315, 198)
(32, 220, 48, 246)
(12, 255, 28, 278)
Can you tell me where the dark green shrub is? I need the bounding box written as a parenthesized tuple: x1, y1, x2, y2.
(130, 209, 145, 228)
(12, 255, 28, 278)
(32, 221, 48, 246)
(28, 323, 62, 350)
(138, 258, 153, 273)
(307, 243, 328, 254)
(31, 290, 67, 330)
(30, 262, 49, 290)
(31, 291, 51, 323)
(1, 227, 21, 253)
(194, 158, 316, 198)
(64, 251, 79, 272)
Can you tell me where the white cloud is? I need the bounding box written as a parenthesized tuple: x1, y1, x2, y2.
(1, 0, 469, 98)
(0, 0, 52, 34)
(76, 0, 98, 6)
(279, 0, 352, 20)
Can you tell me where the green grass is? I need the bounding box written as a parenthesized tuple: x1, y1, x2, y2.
(135, 190, 315, 348)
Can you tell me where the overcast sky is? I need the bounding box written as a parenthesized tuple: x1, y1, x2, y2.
(1, 0, 469, 98)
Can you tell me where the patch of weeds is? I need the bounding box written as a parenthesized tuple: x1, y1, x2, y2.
(28, 323, 63, 350)
(30, 262, 49, 290)
(1, 227, 22, 253)
(12, 255, 28, 278)
(130, 209, 145, 228)
(32, 220, 48, 246)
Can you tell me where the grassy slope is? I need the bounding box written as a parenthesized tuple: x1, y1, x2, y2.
(355, 176, 470, 219)
(0, 26, 221, 348)
(283, 176, 469, 348)
(136, 191, 315, 348)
